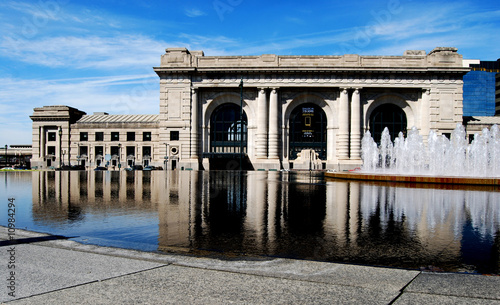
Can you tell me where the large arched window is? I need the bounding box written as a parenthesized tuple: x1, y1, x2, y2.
(369, 104, 407, 143)
(210, 104, 247, 154)
(289, 103, 327, 160)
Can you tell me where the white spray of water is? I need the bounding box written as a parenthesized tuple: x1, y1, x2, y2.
(361, 124, 500, 177)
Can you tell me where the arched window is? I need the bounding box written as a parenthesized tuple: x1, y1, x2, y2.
(369, 104, 407, 143)
(210, 104, 247, 154)
(289, 103, 327, 160)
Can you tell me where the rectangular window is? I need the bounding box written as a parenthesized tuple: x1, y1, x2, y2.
(111, 146, 119, 156)
(95, 132, 104, 141)
(47, 146, 56, 155)
(127, 132, 135, 141)
(95, 146, 104, 156)
(170, 131, 179, 141)
(80, 132, 88, 141)
(126, 146, 135, 156)
(111, 132, 119, 141)
(143, 146, 151, 157)
(143, 132, 152, 141)
(48, 132, 56, 141)
(79, 146, 88, 156)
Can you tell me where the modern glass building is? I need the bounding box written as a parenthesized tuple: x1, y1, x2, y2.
(462, 59, 500, 116)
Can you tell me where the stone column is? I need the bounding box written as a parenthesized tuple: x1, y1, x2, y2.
(338, 88, 349, 159)
(256, 88, 268, 158)
(268, 88, 279, 159)
(350, 88, 361, 160)
(191, 88, 199, 159)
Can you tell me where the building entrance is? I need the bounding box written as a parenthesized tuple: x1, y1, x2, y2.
(369, 104, 407, 143)
(289, 103, 327, 160)
(206, 103, 250, 170)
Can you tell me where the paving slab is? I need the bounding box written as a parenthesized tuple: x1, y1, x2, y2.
(394, 292, 500, 305)
(0, 227, 420, 294)
(163, 255, 420, 293)
(0, 243, 166, 302)
(404, 272, 500, 300)
(7, 265, 400, 305)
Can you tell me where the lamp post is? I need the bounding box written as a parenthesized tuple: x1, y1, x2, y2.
(164, 143, 168, 170)
(4, 145, 7, 168)
(58, 127, 62, 169)
(239, 77, 243, 171)
(118, 143, 121, 170)
(62, 150, 66, 167)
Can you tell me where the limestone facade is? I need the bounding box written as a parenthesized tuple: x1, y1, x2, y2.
(31, 47, 469, 170)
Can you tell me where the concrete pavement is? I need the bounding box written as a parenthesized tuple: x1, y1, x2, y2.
(1, 227, 499, 304)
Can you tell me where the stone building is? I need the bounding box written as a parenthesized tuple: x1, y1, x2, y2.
(31, 47, 469, 170)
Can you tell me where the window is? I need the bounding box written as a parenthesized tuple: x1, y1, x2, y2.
(48, 132, 56, 141)
(126, 146, 135, 156)
(289, 103, 327, 160)
(369, 104, 407, 144)
(127, 132, 135, 141)
(95, 132, 104, 141)
(170, 131, 179, 141)
(111, 146, 120, 156)
(143, 146, 151, 157)
(143, 132, 152, 141)
(47, 146, 56, 155)
(79, 146, 88, 156)
(95, 146, 104, 156)
(111, 132, 119, 141)
(80, 132, 88, 141)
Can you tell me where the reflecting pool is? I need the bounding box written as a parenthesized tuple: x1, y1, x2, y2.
(1, 170, 499, 274)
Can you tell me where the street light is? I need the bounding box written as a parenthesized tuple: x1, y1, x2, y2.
(239, 77, 243, 171)
(118, 143, 121, 170)
(164, 143, 168, 170)
(4, 145, 7, 168)
(58, 127, 62, 168)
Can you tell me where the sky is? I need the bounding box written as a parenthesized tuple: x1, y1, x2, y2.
(1, 0, 499, 145)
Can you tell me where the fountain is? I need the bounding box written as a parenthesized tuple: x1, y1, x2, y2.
(327, 123, 500, 185)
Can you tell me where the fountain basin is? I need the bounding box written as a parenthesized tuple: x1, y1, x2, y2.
(325, 171, 500, 186)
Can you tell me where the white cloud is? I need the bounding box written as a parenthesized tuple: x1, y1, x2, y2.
(0, 34, 167, 70)
(185, 8, 206, 18)
(0, 74, 159, 144)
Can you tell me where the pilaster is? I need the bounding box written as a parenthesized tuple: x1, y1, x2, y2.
(190, 88, 199, 160)
(338, 88, 349, 160)
(256, 88, 268, 159)
(350, 88, 361, 160)
(268, 88, 279, 159)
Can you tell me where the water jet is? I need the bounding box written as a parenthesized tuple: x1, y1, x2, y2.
(326, 124, 500, 185)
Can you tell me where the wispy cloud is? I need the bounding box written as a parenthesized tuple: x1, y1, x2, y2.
(0, 74, 159, 144)
(185, 8, 206, 18)
(0, 34, 167, 69)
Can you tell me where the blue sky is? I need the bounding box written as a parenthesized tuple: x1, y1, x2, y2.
(1, 0, 499, 145)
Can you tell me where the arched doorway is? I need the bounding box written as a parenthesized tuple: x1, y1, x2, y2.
(289, 103, 327, 160)
(369, 104, 407, 143)
(209, 103, 250, 169)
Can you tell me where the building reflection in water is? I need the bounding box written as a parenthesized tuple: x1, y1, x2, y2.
(31, 170, 500, 273)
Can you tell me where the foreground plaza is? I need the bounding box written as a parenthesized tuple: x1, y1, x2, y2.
(30, 47, 486, 171)
(1, 227, 500, 304)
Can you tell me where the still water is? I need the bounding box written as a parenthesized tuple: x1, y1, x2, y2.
(1, 171, 499, 274)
